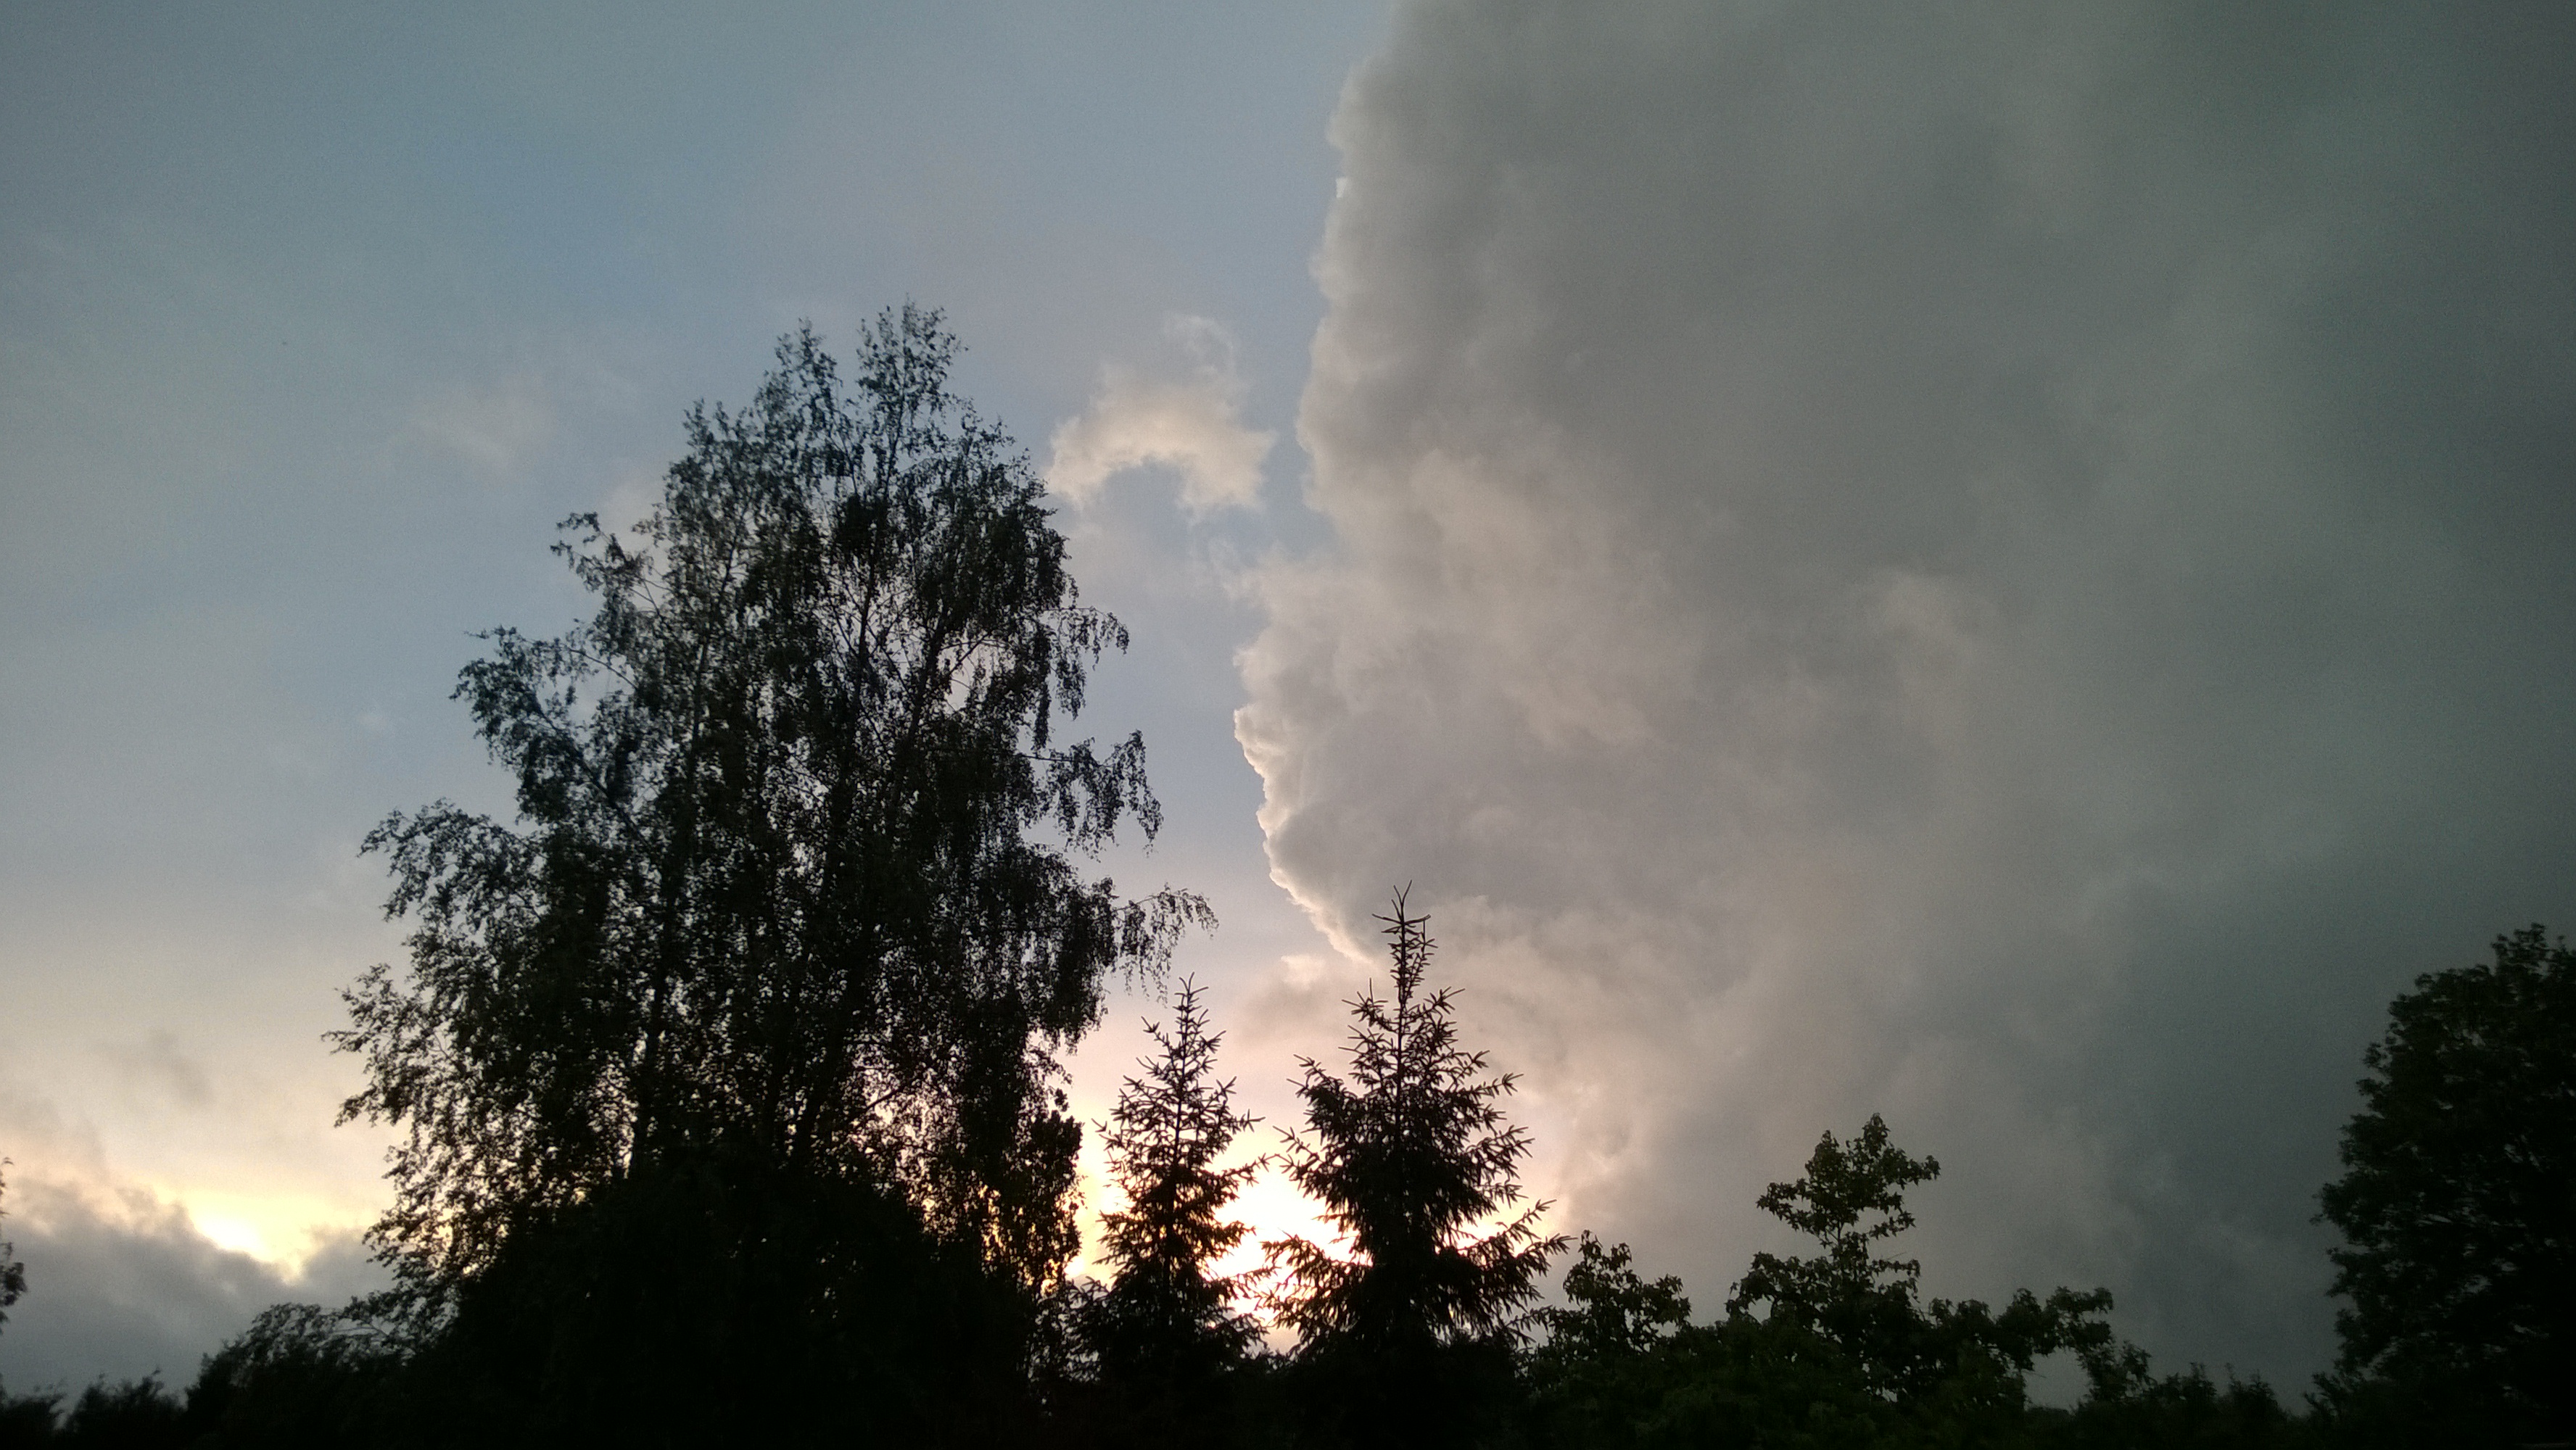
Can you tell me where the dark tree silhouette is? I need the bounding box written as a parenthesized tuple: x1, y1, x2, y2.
(1267, 894, 1560, 1351)
(1728, 1116, 2118, 1414)
(326, 310, 1207, 1443)
(181, 1302, 406, 1446)
(0, 1160, 23, 1335)
(1265, 893, 1560, 1449)
(1078, 979, 1263, 1442)
(1517, 1138, 2265, 1449)
(337, 307, 1207, 1296)
(2316, 924, 2576, 1441)
(1090, 979, 1263, 1374)
(1726, 1114, 1941, 1393)
(1528, 1234, 1691, 1372)
(54, 1377, 186, 1447)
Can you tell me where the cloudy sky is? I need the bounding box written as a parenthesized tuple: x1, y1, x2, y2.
(6, 0, 2571, 1397)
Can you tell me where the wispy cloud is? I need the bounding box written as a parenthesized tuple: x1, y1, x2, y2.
(99, 1032, 214, 1111)
(1047, 315, 1275, 515)
(409, 369, 553, 477)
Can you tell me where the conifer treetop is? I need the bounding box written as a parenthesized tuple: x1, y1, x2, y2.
(1266, 890, 1562, 1352)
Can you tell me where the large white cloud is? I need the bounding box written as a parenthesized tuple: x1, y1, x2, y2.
(1239, 0, 2576, 1380)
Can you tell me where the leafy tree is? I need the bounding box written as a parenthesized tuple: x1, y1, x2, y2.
(2038, 1362, 2302, 1450)
(327, 311, 1207, 1445)
(1266, 894, 1561, 1448)
(1529, 1235, 1691, 1372)
(1726, 1113, 1942, 1394)
(1089, 978, 1264, 1380)
(0, 1160, 22, 1335)
(2316, 924, 2576, 1441)
(1522, 1133, 2318, 1450)
(336, 307, 1208, 1302)
(1727, 1116, 2118, 1417)
(181, 1301, 407, 1447)
(411, 1151, 1033, 1446)
(52, 1376, 186, 1449)
(0, 1388, 58, 1447)
(1522, 1235, 1706, 1448)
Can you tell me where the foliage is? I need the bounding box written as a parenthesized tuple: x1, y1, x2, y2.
(1727, 1115, 2120, 1411)
(1528, 1235, 1691, 1373)
(334, 307, 1209, 1303)
(0, 1388, 55, 1449)
(182, 1301, 406, 1448)
(55, 1378, 186, 1449)
(0, 1161, 22, 1335)
(0, 1376, 191, 1450)
(1523, 1119, 2167, 1449)
(1086, 979, 1264, 1409)
(1522, 1235, 1706, 1446)
(1266, 895, 1563, 1356)
(2315, 924, 2576, 1441)
(408, 1149, 1032, 1446)
(1726, 1114, 1942, 1396)
(2037, 1362, 2306, 1450)
(1523, 1234, 1947, 1448)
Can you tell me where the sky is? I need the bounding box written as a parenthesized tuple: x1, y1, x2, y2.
(5, 0, 2572, 1399)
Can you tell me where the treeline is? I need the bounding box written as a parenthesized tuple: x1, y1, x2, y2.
(6, 920, 2567, 1446)
(1, 315, 2565, 1447)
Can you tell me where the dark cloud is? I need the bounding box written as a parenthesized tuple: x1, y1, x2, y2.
(0, 1175, 383, 1394)
(99, 1033, 216, 1112)
(1239, 0, 2576, 1383)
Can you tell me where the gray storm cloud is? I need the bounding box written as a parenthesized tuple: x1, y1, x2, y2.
(0, 1174, 382, 1393)
(1238, 0, 2576, 1380)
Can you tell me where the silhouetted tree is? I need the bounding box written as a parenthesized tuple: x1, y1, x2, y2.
(2316, 924, 2576, 1443)
(1268, 893, 1561, 1446)
(1524, 1233, 1899, 1449)
(1529, 1235, 1691, 1373)
(181, 1301, 406, 1448)
(0, 1389, 57, 1449)
(2038, 1361, 2303, 1450)
(0, 1161, 23, 1335)
(51, 1377, 185, 1449)
(1727, 1116, 2118, 1422)
(1090, 982, 1263, 1369)
(331, 308, 1208, 1440)
(1524, 1124, 2200, 1449)
(1727, 1114, 1941, 1394)
(1080, 979, 1263, 1440)
(1522, 1235, 1701, 1446)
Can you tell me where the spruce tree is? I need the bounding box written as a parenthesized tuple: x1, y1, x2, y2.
(1086, 979, 1262, 1416)
(1266, 892, 1561, 1354)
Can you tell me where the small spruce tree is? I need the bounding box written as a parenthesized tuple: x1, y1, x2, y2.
(1266, 892, 1561, 1354)
(1089, 978, 1264, 1385)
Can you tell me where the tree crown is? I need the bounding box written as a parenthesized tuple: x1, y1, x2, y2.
(2318, 924, 2576, 1425)
(1087, 979, 1264, 1380)
(336, 308, 1208, 1295)
(1266, 892, 1561, 1352)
